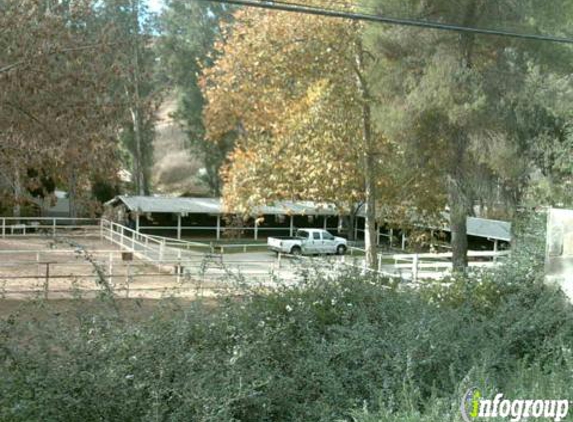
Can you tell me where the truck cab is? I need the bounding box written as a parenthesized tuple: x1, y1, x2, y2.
(267, 228, 347, 255)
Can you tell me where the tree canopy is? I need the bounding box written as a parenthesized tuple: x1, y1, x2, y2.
(365, 0, 573, 267)
(0, 0, 127, 215)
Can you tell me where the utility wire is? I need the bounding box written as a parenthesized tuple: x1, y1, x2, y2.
(200, 0, 573, 44)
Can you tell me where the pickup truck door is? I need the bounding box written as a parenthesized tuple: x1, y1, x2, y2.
(321, 231, 336, 254)
(307, 231, 321, 254)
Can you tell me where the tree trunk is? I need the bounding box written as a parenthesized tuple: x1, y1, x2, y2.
(355, 41, 377, 270)
(448, 133, 469, 271)
(131, 0, 146, 196)
(448, 3, 476, 272)
(363, 120, 378, 270)
(68, 169, 78, 218)
(12, 165, 21, 219)
(448, 178, 468, 271)
(130, 104, 145, 196)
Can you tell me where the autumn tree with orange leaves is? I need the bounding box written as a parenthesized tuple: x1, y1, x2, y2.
(202, 6, 443, 268)
(0, 0, 150, 216)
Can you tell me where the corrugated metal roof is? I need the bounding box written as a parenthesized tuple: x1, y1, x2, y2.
(466, 216, 511, 241)
(438, 213, 511, 241)
(106, 196, 340, 216)
(107, 196, 221, 214)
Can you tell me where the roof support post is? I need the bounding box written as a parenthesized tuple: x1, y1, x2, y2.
(401, 232, 406, 250)
(216, 215, 221, 241)
(254, 218, 259, 240)
(135, 213, 140, 233)
(177, 213, 182, 240)
(377, 223, 380, 246)
(289, 215, 294, 237)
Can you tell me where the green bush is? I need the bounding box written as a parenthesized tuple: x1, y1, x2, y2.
(2, 269, 572, 422)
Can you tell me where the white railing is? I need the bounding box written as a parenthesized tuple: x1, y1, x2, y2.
(343, 248, 510, 282)
(0, 217, 100, 238)
(145, 233, 212, 251)
(101, 219, 174, 266)
(382, 250, 509, 281)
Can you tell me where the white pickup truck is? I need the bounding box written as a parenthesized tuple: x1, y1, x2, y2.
(267, 229, 347, 256)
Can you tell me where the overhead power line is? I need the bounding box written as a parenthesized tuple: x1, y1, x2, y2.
(200, 0, 573, 44)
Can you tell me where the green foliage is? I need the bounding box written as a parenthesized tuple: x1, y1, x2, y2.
(421, 212, 547, 312)
(364, 0, 573, 264)
(91, 177, 121, 204)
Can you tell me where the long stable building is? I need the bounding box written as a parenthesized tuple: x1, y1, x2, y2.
(106, 196, 344, 241)
(105, 195, 511, 249)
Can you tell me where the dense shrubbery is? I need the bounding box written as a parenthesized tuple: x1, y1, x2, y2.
(1, 214, 572, 421)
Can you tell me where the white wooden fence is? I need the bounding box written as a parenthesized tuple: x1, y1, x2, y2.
(0, 217, 99, 237)
(376, 250, 509, 281)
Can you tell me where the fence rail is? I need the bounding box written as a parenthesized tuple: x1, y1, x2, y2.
(0, 244, 316, 299)
(1, 217, 100, 238)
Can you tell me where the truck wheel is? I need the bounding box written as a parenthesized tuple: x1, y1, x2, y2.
(336, 245, 347, 255)
(291, 246, 302, 256)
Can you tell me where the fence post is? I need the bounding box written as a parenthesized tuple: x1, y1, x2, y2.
(100, 219, 104, 240)
(412, 254, 419, 282)
(125, 262, 130, 298)
(159, 240, 165, 265)
(52, 219, 56, 237)
(120, 226, 125, 249)
(1, 218, 4, 238)
(44, 263, 50, 299)
(109, 252, 113, 287)
(176, 249, 181, 284)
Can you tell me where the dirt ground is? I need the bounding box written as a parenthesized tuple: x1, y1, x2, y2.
(0, 236, 227, 300)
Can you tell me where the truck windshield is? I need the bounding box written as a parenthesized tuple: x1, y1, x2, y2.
(295, 230, 309, 239)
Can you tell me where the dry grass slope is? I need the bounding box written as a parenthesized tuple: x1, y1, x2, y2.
(152, 95, 209, 196)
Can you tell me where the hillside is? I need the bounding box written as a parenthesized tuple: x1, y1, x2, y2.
(151, 95, 210, 196)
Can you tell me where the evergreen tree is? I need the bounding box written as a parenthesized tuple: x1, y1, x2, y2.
(365, 0, 573, 269)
